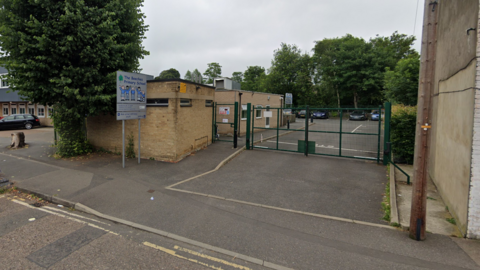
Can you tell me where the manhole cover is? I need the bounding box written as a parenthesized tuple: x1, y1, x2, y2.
(147, 189, 155, 193)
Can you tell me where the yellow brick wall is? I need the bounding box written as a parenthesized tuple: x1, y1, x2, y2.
(214, 90, 284, 136)
(87, 80, 214, 163)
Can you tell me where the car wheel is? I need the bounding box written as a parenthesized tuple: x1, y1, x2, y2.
(25, 123, 33, 129)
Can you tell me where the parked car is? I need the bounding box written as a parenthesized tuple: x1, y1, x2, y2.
(349, 110, 367, 121)
(370, 110, 380, 121)
(0, 114, 41, 130)
(297, 110, 312, 118)
(312, 110, 329, 119)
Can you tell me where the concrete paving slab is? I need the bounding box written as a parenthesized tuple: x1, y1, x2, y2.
(395, 164, 463, 236)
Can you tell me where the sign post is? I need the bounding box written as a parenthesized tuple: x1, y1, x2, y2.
(116, 71, 147, 168)
(285, 93, 293, 107)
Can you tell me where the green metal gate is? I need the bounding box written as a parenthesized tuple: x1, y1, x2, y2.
(245, 103, 391, 163)
(212, 102, 238, 148)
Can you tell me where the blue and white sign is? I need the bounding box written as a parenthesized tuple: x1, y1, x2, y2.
(117, 111, 146, 120)
(285, 93, 293, 105)
(116, 71, 147, 120)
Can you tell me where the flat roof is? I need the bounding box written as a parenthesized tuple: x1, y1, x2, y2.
(215, 89, 284, 96)
(147, 78, 216, 89)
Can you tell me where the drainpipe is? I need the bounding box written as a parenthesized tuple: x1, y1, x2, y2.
(238, 92, 243, 136)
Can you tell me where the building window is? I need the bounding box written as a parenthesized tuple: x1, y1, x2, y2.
(1, 79, 8, 88)
(205, 100, 213, 107)
(37, 105, 45, 117)
(256, 105, 262, 118)
(19, 104, 25, 114)
(11, 106, 17, 115)
(241, 105, 248, 120)
(47, 107, 53, 118)
(28, 105, 35, 115)
(180, 99, 192, 107)
(146, 98, 168, 107)
(2, 104, 8, 116)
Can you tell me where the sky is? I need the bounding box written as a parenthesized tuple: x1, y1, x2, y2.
(139, 0, 424, 79)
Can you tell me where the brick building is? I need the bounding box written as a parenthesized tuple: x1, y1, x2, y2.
(87, 79, 215, 163)
(0, 66, 53, 126)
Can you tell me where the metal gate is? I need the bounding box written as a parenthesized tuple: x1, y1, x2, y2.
(212, 102, 238, 148)
(245, 103, 391, 163)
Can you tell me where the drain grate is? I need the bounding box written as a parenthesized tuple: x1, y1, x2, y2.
(147, 189, 155, 193)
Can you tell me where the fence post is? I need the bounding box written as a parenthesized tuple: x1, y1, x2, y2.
(276, 108, 280, 150)
(339, 109, 343, 157)
(251, 106, 255, 149)
(212, 102, 215, 143)
(383, 102, 391, 165)
(234, 101, 238, 148)
(377, 105, 382, 164)
(305, 106, 309, 156)
(246, 103, 251, 150)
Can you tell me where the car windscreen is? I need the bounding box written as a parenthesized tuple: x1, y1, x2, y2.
(371, 111, 379, 114)
(352, 111, 363, 115)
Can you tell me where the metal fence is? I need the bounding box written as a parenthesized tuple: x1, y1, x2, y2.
(245, 104, 386, 163)
(212, 102, 238, 147)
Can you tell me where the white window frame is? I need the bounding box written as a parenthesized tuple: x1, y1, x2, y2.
(37, 105, 45, 118)
(28, 104, 35, 115)
(256, 105, 262, 119)
(11, 105, 17, 115)
(2, 104, 9, 116)
(180, 99, 192, 107)
(241, 104, 248, 120)
(19, 103, 26, 114)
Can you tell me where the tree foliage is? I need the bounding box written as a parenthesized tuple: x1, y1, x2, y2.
(313, 32, 416, 107)
(203, 62, 221, 84)
(184, 70, 192, 81)
(242, 66, 266, 92)
(231, 72, 243, 84)
(156, 68, 180, 79)
(0, 0, 149, 156)
(384, 54, 420, 106)
(192, 69, 203, 83)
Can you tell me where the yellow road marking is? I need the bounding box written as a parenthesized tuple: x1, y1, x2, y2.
(144, 242, 251, 270)
(174, 245, 252, 270)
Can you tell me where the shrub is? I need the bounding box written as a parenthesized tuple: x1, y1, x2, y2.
(390, 105, 417, 164)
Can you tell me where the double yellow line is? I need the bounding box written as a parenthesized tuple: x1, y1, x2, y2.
(144, 242, 252, 270)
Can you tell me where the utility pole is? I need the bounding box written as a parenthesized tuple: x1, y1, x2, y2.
(409, 0, 438, 241)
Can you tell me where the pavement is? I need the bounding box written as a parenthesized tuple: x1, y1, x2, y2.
(393, 163, 465, 237)
(1, 127, 480, 269)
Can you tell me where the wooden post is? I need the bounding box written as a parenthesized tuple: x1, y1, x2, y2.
(409, 0, 438, 241)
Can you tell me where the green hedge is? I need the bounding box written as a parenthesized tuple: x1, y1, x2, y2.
(391, 106, 417, 164)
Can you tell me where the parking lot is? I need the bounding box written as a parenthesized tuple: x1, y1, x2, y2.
(254, 117, 383, 160)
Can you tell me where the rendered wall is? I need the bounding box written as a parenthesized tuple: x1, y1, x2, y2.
(428, 0, 478, 236)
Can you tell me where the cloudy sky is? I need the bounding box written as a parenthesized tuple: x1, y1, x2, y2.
(139, 0, 424, 79)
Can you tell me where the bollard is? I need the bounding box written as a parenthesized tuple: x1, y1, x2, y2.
(287, 119, 290, 129)
(310, 115, 313, 123)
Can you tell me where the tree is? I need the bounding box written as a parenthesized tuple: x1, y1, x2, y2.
(266, 43, 314, 106)
(242, 66, 266, 92)
(0, 0, 149, 157)
(184, 70, 193, 81)
(384, 54, 420, 106)
(156, 68, 180, 79)
(231, 72, 243, 84)
(192, 69, 203, 84)
(203, 62, 222, 84)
